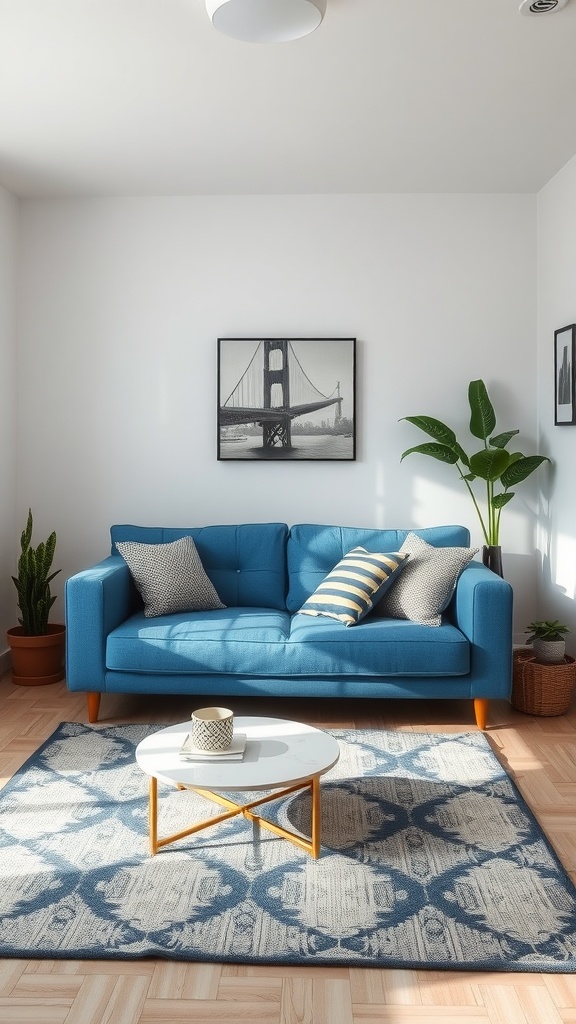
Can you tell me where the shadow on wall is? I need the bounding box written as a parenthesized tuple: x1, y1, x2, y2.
(382, 451, 542, 644)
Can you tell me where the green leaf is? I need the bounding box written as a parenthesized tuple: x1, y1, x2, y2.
(21, 509, 33, 553)
(401, 416, 457, 446)
(400, 443, 459, 465)
(401, 416, 470, 466)
(490, 430, 519, 449)
(452, 443, 470, 468)
(500, 454, 550, 488)
(469, 380, 496, 441)
(507, 451, 524, 466)
(469, 448, 510, 481)
(492, 492, 515, 509)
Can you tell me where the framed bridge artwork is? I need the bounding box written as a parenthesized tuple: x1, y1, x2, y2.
(217, 338, 356, 461)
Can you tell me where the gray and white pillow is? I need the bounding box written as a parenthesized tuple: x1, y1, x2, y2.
(374, 532, 478, 626)
(116, 535, 226, 617)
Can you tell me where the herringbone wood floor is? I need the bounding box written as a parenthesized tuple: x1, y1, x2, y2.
(1, 670, 576, 1024)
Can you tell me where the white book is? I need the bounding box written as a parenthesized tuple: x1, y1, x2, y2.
(179, 732, 247, 761)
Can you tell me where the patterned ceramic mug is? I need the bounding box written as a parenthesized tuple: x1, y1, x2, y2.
(191, 707, 234, 751)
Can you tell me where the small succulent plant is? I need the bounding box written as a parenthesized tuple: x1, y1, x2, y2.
(524, 620, 570, 644)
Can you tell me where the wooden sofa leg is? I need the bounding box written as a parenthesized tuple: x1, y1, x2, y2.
(473, 698, 488, 730)
(87, 692, 101, 724)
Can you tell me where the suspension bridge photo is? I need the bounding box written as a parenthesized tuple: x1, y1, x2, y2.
(217, 338, 356, 461)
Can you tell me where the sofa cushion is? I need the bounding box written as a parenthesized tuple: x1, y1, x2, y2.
(286, 523, 471, 613)
(111, 523, 289, 611)
(288, 614, 470, 676)
(106, 607, 470, 677)
(375, 533, 478, 626)
(107, 608, 292, 675)
(297, 547, 409, 625)
(116, 536, 225, 617)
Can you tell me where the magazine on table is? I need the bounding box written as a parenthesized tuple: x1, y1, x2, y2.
(179, 732, 247, 761)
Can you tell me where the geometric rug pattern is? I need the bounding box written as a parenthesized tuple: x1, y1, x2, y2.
(1, 722, 576, 972)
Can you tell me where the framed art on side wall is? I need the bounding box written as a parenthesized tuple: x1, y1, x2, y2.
(555, 324, 576, 425)
(217, 337, 356, 461)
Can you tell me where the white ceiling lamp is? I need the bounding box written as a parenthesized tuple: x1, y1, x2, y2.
(519, 0, 568, 13)
(205, 0, 327, 43)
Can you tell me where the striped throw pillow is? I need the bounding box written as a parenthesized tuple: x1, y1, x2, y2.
(297, 547, 410, 626)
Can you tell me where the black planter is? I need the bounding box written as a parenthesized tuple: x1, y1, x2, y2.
(482, 545, 503, 578)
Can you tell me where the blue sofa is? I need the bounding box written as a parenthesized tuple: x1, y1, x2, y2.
(64, 522, 513, 729)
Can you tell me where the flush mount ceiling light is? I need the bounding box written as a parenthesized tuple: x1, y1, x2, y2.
(205, 0, 327, 42)
(519, 0, 568, 13)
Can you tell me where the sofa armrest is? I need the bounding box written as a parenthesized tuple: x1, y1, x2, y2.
(452, 561, 513, 699)
(65, 556, 136, 692)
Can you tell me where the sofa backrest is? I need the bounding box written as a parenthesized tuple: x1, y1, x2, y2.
(286, 524, 471, 613)
(110, 523, 289, 611)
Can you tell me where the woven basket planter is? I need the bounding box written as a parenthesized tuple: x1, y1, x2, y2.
(512, 649, 576, 716)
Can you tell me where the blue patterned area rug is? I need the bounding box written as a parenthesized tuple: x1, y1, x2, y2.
(2, 723, 576, 972)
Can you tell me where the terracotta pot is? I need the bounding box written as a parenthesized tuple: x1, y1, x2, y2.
(6, 623, 66, 686)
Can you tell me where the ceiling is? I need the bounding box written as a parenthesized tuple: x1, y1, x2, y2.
(1, 0, 576, 198)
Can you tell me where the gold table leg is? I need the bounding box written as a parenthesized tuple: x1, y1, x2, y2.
(149, 776, 158, 856)
(311, 774, 321, 858)
(147, 775, 323, 858)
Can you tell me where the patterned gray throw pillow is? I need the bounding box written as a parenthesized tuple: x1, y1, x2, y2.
(115, 536, 226, 617)
(374, 532, 478, 626)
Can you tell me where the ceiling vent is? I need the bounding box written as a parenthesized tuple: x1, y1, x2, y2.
(519, 0, 568, 14)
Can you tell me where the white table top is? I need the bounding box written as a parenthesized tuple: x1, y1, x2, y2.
(135, 716, 340, 792)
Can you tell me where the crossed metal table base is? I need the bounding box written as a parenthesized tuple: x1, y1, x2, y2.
(147, 773, 322, 859)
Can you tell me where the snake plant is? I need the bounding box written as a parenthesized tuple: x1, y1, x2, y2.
(400, 379, 550, 547)
(11, 509, 60, 635)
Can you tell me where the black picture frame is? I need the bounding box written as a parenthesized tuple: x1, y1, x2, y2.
(217, 338, 356, 461)
(554, 324, 576, 425)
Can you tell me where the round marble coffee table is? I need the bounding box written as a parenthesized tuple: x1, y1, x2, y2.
(135, 716, 340, 859)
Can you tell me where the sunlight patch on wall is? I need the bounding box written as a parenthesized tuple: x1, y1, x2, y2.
(553, 532, 576, 600)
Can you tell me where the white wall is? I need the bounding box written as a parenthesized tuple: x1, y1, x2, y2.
(537, 154, 576, 654)
(0, 185, 17, 664)
(17, 194, 537, 633)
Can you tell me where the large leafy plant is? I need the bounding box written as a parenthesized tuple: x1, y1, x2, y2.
(400, 380, 549, 547)
(11, 509, 60, 635)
